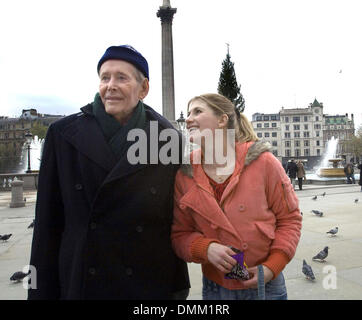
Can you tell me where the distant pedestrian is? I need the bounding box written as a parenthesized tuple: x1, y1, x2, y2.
(296, 160, 306, 190)
(286, 159, 298, 190)
(344, 162, 355, 184)
(358, 162, 362, 191)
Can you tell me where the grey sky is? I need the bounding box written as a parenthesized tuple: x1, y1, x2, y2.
(1, 0, 361, 129)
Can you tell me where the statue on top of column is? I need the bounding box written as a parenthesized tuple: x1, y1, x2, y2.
(162, 0, 171, 7)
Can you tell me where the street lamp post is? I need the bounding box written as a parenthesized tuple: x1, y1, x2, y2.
(176, 111, 186, 133)
(25, 132, 33, 173)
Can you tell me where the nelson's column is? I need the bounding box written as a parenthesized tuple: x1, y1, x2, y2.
(157, 0, 177, 123)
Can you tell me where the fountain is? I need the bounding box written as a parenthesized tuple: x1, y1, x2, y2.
(0, 135, 44, 191)
(18, 135, 44, 173)
(316, 137, 345, 177)
(305, 137, 349, 185)
(317, 159, 345, 177)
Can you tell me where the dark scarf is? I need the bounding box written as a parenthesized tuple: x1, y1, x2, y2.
(92, 93, 147, 160)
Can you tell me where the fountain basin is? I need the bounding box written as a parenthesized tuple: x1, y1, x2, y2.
(317, 158, 345, 178)
(317, 168, 345, 177)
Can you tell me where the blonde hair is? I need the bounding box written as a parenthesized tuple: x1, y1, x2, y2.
(187, 93, 258, 143)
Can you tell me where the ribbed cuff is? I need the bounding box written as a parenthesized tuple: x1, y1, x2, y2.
(190, 237, 221, 264)
(262, 249, 290, 279)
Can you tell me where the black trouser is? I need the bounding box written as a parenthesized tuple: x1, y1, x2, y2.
(298, 178, 303, 190)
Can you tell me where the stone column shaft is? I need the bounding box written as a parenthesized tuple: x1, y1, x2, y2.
(157, 6, 177, 121)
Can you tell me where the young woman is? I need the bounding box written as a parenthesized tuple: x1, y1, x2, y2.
(171, 93, 302, 300)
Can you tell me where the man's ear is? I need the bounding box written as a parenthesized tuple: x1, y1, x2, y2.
(139, 78, 149, 100)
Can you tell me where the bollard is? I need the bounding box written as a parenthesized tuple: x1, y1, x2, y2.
(10, 178, 26, 208)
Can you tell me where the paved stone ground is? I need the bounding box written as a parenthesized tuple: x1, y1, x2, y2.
(0, 184, 361, 300)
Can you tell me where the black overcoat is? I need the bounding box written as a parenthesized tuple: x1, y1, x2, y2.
(28, 103, 190, 299)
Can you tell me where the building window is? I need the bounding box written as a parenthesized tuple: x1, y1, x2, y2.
(285, 117, 289, 123)
(272, 141, 278, 146)
(257, 123, 262, 128)
(285, 125, 289, 131)
(304, 149, 310, 156)
(285, 132, 291, 138)
(314, 124, 321, 129)
(256, 116, 262, 121)
(316, 116, 319, 121)
(317, 149, 320, 156)
(285, 141, 291, 147)
(285, 149, 291, 157)
(272, 150, 278, 156)
(303, 132, 310, 138)
(264, 123, 269, 128)
(304, 140, 309, 147)
(316, 140, 320, 146)
(294, 132, 300, 138)
(294, 125, 300, 130)
(265, 132, 270, 138)
(271, 115, 277, 120)
(293, 117, 300, 122)
(304, 124, 308, 130)
(272, 123, 277, 128)
(295, 140, 300, 147)
(316, 131, 320, 137)
(295, 149, 300, 157)
(272, 132, 277, 137)
(257, 133, 262, 138)
(263, 116, 269, 121)
(304, 116, 308, 122)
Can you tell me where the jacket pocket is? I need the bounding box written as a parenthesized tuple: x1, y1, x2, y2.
(255, 222, 275, 240)
(281, 179, 298, 213)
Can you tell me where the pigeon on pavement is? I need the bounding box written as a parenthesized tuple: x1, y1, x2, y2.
(302, 260, 315, 281)
(0, 234, 12, 242)
(10, 271, 30, 282)
(27, 219, 35, 229)
(355, 199, 359, 203)
(326, 227, 338, 236)
(321, 192, 326, 197)
(312, 196, 317, 200)
(311, 210, 323, 217)
(313, 246, 329, 262)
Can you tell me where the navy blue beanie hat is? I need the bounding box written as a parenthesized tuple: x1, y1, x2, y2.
(97, 45, 149, 79)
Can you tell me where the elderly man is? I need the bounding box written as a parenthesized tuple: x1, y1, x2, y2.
(28, 45, 190, 300)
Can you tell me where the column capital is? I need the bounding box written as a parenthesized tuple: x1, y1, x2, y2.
(157, 6, 177, 24)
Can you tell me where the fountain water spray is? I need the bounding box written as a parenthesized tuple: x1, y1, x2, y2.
(320, 136, 339, 168)
(18, 136, 44, 173)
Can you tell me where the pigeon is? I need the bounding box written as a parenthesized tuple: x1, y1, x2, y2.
(0, 234, 12, 241)
(312, 196, 317, 200)
(313, 246, 329, 262)
(27, 219, 35, 229)
(355, 199, 359, 203)
(321, 192, 326, 197)
(10, 270, 30, 282)
(302, 260, 315, 281)
(326, 227, 338, 236)
(301, 211, 303, 216)
(311, 210, 323, 217)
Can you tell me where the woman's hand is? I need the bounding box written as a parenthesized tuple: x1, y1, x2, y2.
(240, 265, 274, 289)
(207, 243, 237, 273)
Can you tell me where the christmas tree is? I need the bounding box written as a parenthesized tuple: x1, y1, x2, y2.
(217, 46, 245, 113)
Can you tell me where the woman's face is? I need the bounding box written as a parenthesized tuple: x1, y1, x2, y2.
(186, 99, 223, 144)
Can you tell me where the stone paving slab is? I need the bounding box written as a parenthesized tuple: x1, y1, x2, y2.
(0, 185, 361, 300)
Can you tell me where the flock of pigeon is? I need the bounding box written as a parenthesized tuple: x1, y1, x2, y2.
(5, 191, 361, 285)
(7, 219, 34, 283)
(301, 191, 359, 282)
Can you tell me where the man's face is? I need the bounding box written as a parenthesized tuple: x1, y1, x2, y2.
(99, 59, 149, 124)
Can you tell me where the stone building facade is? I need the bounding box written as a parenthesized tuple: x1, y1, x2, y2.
(252, 99, 355, 169)
(0, 109, 64, 173)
